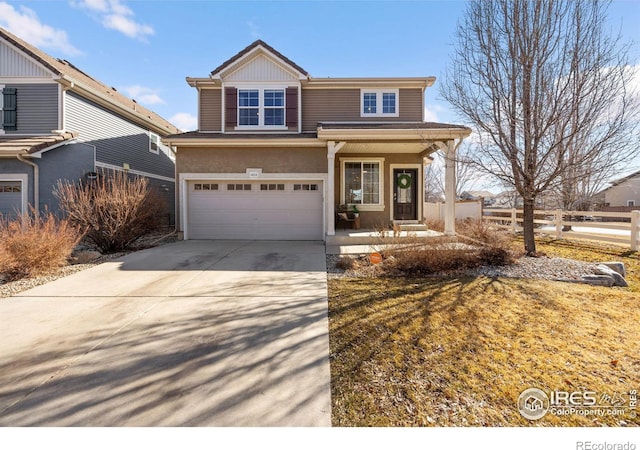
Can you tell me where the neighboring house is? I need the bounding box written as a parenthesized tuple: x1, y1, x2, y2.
(460, 190, 496, 206)
(163, 40, 471, 241)
(593, 170, 640, 209)
(0, 28, 179, 223)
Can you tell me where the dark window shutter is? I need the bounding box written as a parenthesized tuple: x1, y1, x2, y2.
(286, 87, 298, 128)
(2, 87, 17, 131)
(225, 87, 237, 128)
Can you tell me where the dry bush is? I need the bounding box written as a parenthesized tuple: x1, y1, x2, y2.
(54, 171, 167, 253)
(0, 211, 82, 280)
(379, 219, 516, 276)
(335, 256, 356, 271)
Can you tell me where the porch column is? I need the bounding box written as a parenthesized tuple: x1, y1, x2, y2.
(326, 141, 345, 236)
(444, 140, 457, 236)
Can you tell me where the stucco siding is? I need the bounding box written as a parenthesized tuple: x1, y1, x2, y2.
(4, 83, 58, 134)
(199, 89, 222, 132)
(302, 88, 424, 132)
(65, 91, 175, 179)
(177, 147, 326, 174)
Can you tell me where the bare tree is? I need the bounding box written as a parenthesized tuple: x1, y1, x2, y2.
(423, 144, 483, 201)
(441, 0, 639, 255)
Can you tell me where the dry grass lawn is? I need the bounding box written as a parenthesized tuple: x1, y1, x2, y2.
(329, 238, 640, 426)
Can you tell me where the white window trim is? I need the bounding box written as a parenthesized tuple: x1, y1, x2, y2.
(0, 83, 4, 134)
(360, 89, 399, 118)
(340, 157, 385, 211)
(235, 86, 288, 130)
(0, 173, 28, 215)
(149, 131, 160, 154)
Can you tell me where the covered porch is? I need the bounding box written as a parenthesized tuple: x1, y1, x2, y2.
(320, 122, 471, 241)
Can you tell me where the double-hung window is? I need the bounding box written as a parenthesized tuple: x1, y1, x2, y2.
(342, 159, 384, 210)
(360, 89, 399, 117)
(238, 88, 285, 128)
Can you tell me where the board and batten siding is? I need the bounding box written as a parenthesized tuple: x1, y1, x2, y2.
(64, 91, 174, 179)
(0, 40, 52, 78)
(3, 83, 58, 134)
(301, 88, 424, 132)
(199, 88, 222, 132)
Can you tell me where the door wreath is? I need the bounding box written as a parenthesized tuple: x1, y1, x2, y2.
(397, 173, 412, 189)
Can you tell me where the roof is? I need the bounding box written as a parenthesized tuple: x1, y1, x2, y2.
(596, 169, 640, 194)
(318, 122, 470, 131)
(164, 131, 318, 140)
(0, 27, 179, 136)
(210, 40, 309, 78)
(0, 133, 77, 156)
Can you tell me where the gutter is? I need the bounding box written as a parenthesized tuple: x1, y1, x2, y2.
(16, 153, 38, 214)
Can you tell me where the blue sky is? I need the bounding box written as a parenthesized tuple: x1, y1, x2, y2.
(1, 0, 639, 132)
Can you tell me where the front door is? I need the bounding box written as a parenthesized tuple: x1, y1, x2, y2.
(393, 169, 417, 220)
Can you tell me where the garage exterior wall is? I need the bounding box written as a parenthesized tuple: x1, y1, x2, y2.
(175, 146, 327, 232)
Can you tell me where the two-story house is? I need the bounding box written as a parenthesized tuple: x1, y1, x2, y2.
(0, 27, 179, 223)
(163, 40, 471, 241)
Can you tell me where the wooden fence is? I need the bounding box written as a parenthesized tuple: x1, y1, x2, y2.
(483, 208, 640, 251)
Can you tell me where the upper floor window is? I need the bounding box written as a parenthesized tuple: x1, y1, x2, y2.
(238, 88, 285, 128)
(149, 132, 160, 154)
(361, 89, 399, 117)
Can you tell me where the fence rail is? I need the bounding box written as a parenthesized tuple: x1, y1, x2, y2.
(483, 208, 640, 251)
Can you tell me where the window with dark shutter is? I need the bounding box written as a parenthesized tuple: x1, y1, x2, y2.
(2, 87, 17, 131)
(286, 87, 298, 128)
(225, 87, 238, 128)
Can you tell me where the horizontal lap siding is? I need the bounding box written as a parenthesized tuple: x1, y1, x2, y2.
(5, 83, 58, 134)
(301, 88, 424, 132)
(65, 91, 174, 179)
(199, 89, 222, 132)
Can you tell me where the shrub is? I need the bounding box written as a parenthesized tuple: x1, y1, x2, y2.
(377, 219, 515, 276)
(0, 211, 82, 280)
(54, 171, 167, 253)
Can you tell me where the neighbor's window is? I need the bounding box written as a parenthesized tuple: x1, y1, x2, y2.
(149, 132, 160, 154)
(343, 161, 381, 205)
(238, 88, 285, 127)
(361, 89, 398, 117)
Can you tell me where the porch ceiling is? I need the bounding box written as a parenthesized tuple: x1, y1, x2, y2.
(337, 141, 435, 154)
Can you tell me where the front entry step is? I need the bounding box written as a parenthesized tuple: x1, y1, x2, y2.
(392, 222, 429, 232)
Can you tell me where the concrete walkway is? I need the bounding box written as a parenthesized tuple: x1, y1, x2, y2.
(0, 240, 330, 426)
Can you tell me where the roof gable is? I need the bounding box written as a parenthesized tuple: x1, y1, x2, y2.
(0, 38, 55, 78)
(211, 40, 308, 81)
(0, 27, 179, 135)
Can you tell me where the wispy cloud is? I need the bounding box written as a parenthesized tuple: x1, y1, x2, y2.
(0, 2, 81, 55)
(247, 20, 261, 39)
(424, 104, 445, 122)
(169, 112, 197, 132)
(71, 0, 154, 41)
(122, 85, 165, 105)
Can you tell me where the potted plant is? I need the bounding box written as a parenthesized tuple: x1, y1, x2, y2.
(351, 204, 359, 218)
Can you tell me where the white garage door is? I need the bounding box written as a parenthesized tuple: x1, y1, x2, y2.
(187, 180, 323, 240)
(0, 181, 23, 219)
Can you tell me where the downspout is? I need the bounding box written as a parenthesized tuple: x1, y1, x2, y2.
(16, 154, 38, 214)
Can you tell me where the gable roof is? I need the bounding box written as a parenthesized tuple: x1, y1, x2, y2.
(0, 27, 180, 136)
(210, 40, 309, 78)
(597, 169, 640, 194)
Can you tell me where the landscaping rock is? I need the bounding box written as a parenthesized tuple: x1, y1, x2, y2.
(581, 275, 615, 287)
(70, 250, 102, 265)
(598, 261, 626, 278)
(595, 264, 628, 287)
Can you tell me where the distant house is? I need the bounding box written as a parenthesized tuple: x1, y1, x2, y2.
(593, 170, 640, 209)
(0, 27, 179, 223)
(460, 190, 496, 206)
(163, 40, 471, 240)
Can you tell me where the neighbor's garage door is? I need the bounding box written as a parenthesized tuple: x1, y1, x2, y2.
(0, 181, 22, 219)
(187, 180, 323, 240)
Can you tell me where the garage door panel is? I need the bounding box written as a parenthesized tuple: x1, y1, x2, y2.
(0, 181, 23, 219)
(187, 181, 323, 240)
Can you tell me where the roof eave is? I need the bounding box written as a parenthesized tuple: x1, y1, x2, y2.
(317, 127, 471, 141)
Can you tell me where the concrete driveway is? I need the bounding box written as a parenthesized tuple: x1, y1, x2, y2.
(0, 240, 330, 426)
